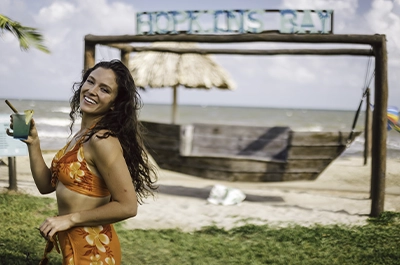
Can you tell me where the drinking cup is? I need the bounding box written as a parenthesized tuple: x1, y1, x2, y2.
(12, 113, 31, 140)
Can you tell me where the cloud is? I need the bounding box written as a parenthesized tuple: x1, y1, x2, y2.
(35, 1, 76, 24)
(265, 57, 316, 84)
(281, 0, 368, 34)
(1, 0, 138, 101)
(366, 0, 400, 65)
(282, 0, 358, 15)
(33, 0, 137, 48)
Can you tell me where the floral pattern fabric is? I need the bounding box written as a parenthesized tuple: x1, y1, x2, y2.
(50, 139, 111, 197)
(48, 135, 120, 264)
(58, 224, 121, 265)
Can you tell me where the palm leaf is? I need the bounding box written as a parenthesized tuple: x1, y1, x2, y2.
(0, 14, 50, 53)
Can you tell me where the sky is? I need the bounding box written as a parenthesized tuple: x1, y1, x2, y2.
(0, 0, 399, 110)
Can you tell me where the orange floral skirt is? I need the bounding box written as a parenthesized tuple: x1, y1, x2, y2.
(57, 224, 121, 265)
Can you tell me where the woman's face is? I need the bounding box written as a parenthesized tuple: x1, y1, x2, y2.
(80, 67, 118, 118)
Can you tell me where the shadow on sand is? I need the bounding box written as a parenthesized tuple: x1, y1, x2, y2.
(158, 184, 284, 203)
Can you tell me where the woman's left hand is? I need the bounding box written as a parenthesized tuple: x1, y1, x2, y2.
(39, 215, 73, 240)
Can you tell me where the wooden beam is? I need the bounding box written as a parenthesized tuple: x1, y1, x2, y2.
(370, 35, 388, 217)
(106, 44, 373, 56)
(85, 33, 382, 45)
(120, 49, 130, 67)
(84, 41, 96, 70)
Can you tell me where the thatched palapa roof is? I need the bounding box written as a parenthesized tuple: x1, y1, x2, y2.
(129, 42, 236, 90)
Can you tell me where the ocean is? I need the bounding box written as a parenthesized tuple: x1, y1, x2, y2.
(1, 98, 400, 158)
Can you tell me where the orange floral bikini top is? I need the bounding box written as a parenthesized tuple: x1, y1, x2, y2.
(50, 135, 111, 197)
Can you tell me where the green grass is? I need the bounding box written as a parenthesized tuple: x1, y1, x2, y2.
(0, 191, 399, 265)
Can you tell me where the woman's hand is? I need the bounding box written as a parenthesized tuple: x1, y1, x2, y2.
(39, 215, 74, 240)
(6, 116, 40, 145)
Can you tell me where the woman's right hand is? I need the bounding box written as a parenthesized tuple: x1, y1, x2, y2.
(6, 115, 40, 146)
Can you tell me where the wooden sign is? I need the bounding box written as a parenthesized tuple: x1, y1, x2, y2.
(0, 115, 28, 157)
(137, 9, 334, 35)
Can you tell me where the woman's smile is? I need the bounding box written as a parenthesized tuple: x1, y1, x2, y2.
(83, 96, 97, 105)
(79, 67, 118, 116)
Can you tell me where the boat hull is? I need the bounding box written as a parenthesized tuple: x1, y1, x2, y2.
(141, 121, 361, 182)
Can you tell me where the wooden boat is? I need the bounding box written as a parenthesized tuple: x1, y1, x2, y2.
(141, 121, 361, 182)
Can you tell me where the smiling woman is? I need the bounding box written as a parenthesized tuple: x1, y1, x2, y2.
(6, 59, 158, 264)
(79, 67, 119, 118)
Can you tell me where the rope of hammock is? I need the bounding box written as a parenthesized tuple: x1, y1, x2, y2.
(347, 47, 375, 145)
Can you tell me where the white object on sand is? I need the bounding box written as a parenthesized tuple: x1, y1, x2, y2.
(207, 184, 246, 206)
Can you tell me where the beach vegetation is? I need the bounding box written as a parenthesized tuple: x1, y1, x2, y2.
(0, 191, 399, 265)
(0, 14, 50, 53)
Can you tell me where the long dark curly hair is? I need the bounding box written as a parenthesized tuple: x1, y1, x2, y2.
(69, 59, 157, 203)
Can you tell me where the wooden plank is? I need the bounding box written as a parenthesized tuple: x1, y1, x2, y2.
(151, 151, 329, 173)
(180, 156, 285, 172)
(290, 131, 360, 145)
(159, 162, 284, 181)
(107, 44, 373, 56)
(192, 123, 290, 137)
(191, 124, 290, 159)
(191, 137, 288, 155)
(191, 146, 287, 159)
(85, 33, 383, 45)
(281, 172, 319, 181)
(191, 132, 290, 142)
(286, 159, 332, 171)
(288, 146, 345, 158)
(158, 163, 319, 182)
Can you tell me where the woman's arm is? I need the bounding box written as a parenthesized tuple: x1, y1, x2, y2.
(40, 134, 138, 239)
(7, 118, 54, 194)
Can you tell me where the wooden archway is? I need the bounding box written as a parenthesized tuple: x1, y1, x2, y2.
(83, 33, 388, 217)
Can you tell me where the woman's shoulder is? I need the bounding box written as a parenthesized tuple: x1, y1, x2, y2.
(90, 130, 120, 146)
(85, 130, 122, 163)
(84, 130, 120, 154)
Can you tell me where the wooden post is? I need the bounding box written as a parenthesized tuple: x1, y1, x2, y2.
(370, 36, 388, 217)
(121, 49, 130, 67)
(364, 88, 371, 165)
(8, 157, 17, 191)
(84, 41, 96, 70)
(172, 86, 178, 124)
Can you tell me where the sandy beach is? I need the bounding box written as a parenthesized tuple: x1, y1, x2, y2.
(1, 151, 399, 232)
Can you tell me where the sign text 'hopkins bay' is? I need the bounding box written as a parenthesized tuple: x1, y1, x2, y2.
(136, 9, 334, 35)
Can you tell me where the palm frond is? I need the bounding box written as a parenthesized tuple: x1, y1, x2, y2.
(0, 14, 50, 53)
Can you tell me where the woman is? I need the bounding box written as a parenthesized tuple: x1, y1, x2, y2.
(7, 60, 157, 264)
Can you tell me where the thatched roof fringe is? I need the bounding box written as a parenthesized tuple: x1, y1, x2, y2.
(129, 42, 236, 90)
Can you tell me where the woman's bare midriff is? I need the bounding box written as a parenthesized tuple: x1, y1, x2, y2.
(56, 181, 111, 216)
